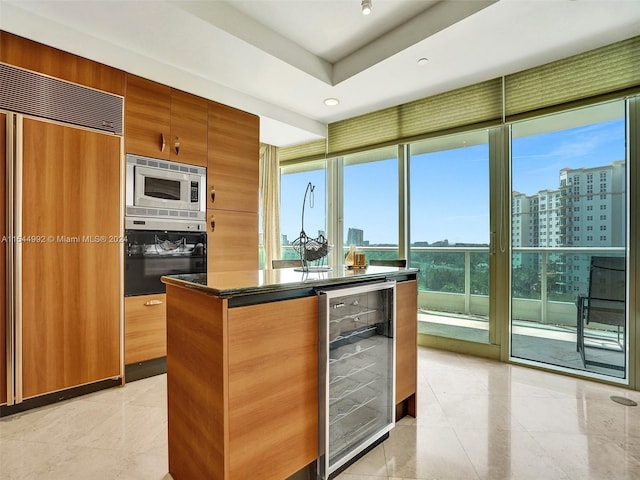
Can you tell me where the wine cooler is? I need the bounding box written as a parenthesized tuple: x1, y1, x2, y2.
(317, 280, 396, 479)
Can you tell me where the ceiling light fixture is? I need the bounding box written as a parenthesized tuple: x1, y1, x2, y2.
(324, 98, 340, 106)
(361, 0, 372, 15)
(417, 57, 429, 66)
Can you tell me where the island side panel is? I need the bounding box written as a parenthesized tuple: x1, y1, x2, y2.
(227, 296, 319, 480)
(166, 284, 229, 480)
(396, 279, 418, 418)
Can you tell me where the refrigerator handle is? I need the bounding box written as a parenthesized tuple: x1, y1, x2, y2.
(5, 113, 23, 406)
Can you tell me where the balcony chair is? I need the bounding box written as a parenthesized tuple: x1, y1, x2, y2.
(576, 256, 625, 371)
(271, 259, 303, 269)
(369, 259, 407, 267)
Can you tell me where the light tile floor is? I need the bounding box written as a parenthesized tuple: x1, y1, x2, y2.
(2, 347, 640, 479)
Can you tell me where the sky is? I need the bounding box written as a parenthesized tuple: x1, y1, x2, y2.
(280, 115, 626, 246)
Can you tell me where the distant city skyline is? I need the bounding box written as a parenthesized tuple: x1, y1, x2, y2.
(279, 115, 625, 246)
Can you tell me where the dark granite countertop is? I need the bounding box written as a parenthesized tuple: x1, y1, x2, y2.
(162, 265, 418, 299)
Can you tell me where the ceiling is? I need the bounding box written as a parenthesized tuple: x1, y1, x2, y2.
(1, 0, 640, 147)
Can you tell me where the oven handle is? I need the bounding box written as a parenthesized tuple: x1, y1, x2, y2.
(144, 299, 164, 306)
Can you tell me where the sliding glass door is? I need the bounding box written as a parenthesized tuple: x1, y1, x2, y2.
(510, 100, 627, 379)
(409, 130, 491, 344)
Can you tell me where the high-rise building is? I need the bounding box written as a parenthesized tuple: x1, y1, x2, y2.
(512, 161, 625, 295)
(347, 227, 364, 246)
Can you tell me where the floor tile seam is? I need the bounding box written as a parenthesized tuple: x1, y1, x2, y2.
(448, 424, 485, 480)
(510, 429, 582, 480)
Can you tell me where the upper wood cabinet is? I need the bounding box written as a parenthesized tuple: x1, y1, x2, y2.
(208, 101, 260, 213)
(125, 75, 171, 159)
(170, 90, 208, 166)
(0, 32, 125, 96)
(125, 75, 207, 166)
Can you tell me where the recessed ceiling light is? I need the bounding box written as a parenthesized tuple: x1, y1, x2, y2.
(324, 98, 340, 106)
(417, 57, 429, 66)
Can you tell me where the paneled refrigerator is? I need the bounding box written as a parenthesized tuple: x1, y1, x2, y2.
(1, 63, 124, 411)
(317, 280, 396, 479)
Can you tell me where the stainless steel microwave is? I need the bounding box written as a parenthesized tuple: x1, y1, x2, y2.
(125, 154, 206, 220)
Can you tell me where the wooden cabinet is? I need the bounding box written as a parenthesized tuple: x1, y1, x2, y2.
(125, 75, 171, 159)
(20, 118, 121, 399)
(206, 102, 260, 272)
(207, 209, 258, 272)
(0, 32, 125, 96)
(166, 284, 318, 480)
(227, 298, 318, 479)
(170, 90, 208, 166)
(0, 113, 6, 406)
(125, 294, 167, 365)
(125, 75, 207, 166)
(208, 101, 259, 213)
(396, 279, 418, 417)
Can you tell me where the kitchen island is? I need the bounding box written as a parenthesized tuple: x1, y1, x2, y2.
(162, 266, 418, 480)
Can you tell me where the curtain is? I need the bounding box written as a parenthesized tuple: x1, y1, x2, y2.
(259, 143, 281, 269)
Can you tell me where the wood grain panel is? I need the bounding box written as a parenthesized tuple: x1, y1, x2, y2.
(208, 101, 259, 213)
(227, 296, 318, 480)
(170, 90, 208, 166)
(21, 118, 121, 399)
(0, 113, 6, 405)
(124, 293, 167, 365)
(125, 74, 171, 159)
(396, 280, 418, 415)
(0, 32, 125, 95)
(166, 284, 228, 480)
(207, 209, 258, 272)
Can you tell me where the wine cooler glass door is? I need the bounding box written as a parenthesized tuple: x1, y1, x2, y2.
(318, 280, 396, 478)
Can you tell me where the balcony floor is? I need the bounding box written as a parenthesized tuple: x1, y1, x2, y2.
(419, 312, 625, 378)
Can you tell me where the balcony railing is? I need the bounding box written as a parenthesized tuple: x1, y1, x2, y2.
(273, 245, 625, 330)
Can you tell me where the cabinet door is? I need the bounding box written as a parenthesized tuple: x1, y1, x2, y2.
(125, 294, 167, 364)
(396, 280, 417, 413)
(21, 118, 121, 399)
(208, 102, 259, 213)
(170, 90, 208, 166)
(0, 113, 6, 405)
(207, 209, 258, 272)
(125, 74, 171, 159)
(0, 32, 125, 96)
(227, 296, 318, 480)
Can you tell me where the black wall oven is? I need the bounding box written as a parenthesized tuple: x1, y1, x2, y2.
(125, 221, 206, 297)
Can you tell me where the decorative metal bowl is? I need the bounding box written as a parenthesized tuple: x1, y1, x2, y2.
(291, 182, 332, 265)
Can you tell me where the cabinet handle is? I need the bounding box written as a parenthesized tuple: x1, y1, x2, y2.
(174, 137, 180, 155)
(210, 217, 216, 232)
(144, 299, 164, 306)
(210, 187, 215, 203)
(160, 133, 166, 152)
